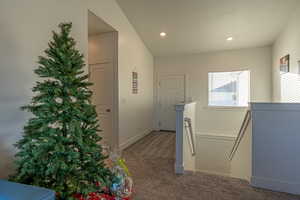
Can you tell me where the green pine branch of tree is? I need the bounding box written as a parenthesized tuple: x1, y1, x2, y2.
(10, 23, 113, 199)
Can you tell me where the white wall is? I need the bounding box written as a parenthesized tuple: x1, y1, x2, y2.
(230, 119, 252, 181)
(155, 46, 272, 135)
(86, 1, 154, 150)
(182, 102, 197, 172)
(0, 0, 153, 178)
(272, 3, 300, 102)
(195, 134, 235, 176)
(155, 46, 272, 175)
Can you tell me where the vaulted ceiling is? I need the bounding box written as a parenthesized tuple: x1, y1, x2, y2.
(116, 0, 299, 56)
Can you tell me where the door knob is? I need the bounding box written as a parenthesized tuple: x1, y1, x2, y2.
(106, 109, 111, 112)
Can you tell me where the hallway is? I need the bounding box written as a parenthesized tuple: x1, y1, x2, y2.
(123, 132, 300, 200)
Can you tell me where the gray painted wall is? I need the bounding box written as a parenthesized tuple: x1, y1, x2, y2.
(251, 103, 300, 195)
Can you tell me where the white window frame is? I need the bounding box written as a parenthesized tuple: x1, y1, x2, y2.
(207, 70, 250, 109)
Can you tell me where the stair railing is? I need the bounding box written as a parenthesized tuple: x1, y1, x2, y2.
(184, 117, 196, 156)
(229, 110, 251, 161)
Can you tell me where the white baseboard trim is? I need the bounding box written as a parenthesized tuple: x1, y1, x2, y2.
(119, 129, 153, 150)
(251, 176, 300, 195)
(194, 168, 231, 177)
(230, 173, 251, 182)
(197, 132, 236, 141)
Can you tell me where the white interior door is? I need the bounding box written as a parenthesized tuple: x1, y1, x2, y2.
(158, 75, 186, 131)
(89, 32, 117, 148)
(90, 62, 113, 146)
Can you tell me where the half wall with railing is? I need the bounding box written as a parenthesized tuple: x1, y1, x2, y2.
(176, 102, 300, 195)
(175, 102, 197, 174)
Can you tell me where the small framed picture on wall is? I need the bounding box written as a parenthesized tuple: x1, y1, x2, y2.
(280, 54, 290, 73)
(132, 71, 138, 94)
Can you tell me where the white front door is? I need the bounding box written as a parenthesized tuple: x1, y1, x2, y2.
(158, 75, 186, 131)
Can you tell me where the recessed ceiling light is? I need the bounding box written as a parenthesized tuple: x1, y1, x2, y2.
(160, 32, 167, 37)
(227, 37, 233, 41)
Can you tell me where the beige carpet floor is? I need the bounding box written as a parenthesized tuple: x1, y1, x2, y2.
(123, 132, 300, 200)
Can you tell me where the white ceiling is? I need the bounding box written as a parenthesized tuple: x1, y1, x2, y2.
(116, 0, 299, 56)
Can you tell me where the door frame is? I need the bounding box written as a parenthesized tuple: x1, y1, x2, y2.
(156, 74, 188, 131)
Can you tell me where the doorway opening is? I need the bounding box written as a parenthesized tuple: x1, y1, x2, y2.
(88, 10, 119, 150)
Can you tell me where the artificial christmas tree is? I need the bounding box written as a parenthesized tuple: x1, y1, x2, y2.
(10, 23, 114, 199)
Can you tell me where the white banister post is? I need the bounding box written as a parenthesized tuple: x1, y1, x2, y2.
(175, 104, 185, 174)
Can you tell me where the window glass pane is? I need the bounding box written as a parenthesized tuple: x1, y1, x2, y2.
(208, 71, 249, 107)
